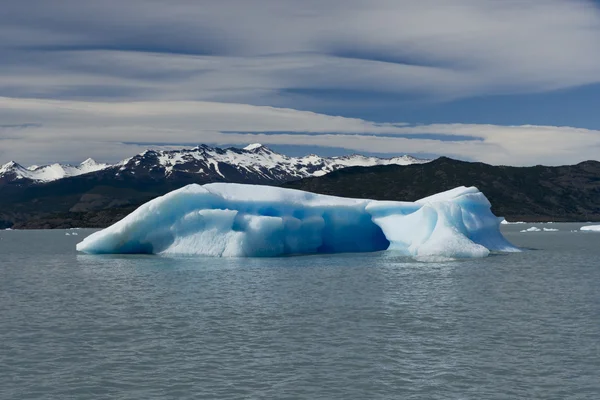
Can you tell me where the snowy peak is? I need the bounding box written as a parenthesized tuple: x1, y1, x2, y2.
(0, 161, 23, 172)
(81, 158, 100, 167)
(243, 143, 266, 151)
(0, 158, 110, 183)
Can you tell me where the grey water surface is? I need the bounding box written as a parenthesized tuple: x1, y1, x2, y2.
(1, 223, 599, 399)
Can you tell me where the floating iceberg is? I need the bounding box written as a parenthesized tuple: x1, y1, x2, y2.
(76, 183, 519, 259)
(499, 218, 526, 225)
(519, 226, 558, 232)
(520, 227, 541, 232)
(580, 225, 600, 232)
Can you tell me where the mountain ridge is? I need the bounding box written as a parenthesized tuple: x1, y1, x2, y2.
(0, 158, 109, 184)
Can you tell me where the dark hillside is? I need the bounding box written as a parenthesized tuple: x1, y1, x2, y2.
(283, 157, 600, 222)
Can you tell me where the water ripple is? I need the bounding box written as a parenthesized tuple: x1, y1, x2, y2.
(0, 227, 599, 399)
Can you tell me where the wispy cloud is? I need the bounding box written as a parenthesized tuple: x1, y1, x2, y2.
(1, 97, 598, 166)
(2, 0, 600, 105)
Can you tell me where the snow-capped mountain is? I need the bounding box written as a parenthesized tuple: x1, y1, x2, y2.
(0, 158, 109, 184)
(0, 144, 430, 185)
(114, 143, 430, 183)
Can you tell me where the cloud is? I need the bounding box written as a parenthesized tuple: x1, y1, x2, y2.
(2, 0, 600, 106)
(1, 97, 598, 166)
(2, 1, 600, 166)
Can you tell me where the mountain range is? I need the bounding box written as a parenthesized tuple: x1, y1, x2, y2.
(0, 158, 109, 185)
(0, 143, 428, 186)
(0, 144, 429, 229)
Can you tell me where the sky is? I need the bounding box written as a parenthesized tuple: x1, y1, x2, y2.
(2, 0, 600, 166)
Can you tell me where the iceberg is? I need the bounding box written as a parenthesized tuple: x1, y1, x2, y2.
(76, 183, 519, 259)
(581, 225, 600, 232)
(499, 218, 526, 225)
(520, 226, 559, 232)
(520, 227, 541, 232)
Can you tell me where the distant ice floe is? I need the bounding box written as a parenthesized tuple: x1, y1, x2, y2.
(77, 183, 520, 259)
(500, 218, 526, 225)
(521, 227, 542, 232)
(580, 225, 600, 232)
(500, 218, 558, 226)
(519, 227, 559, 233)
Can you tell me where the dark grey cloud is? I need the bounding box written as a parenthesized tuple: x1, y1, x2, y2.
(2, 0, 600, 105)
(0, 123, 41, 129)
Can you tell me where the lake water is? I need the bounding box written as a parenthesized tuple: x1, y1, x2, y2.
(1, 224, 599, 399)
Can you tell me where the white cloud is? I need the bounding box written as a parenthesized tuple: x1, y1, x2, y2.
(1, 97, 598, 166)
